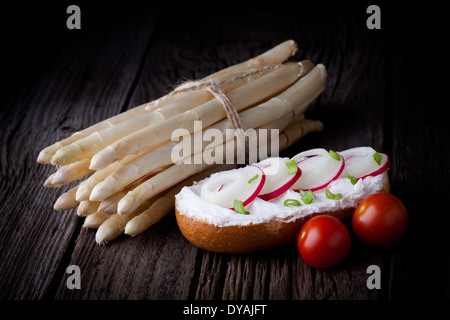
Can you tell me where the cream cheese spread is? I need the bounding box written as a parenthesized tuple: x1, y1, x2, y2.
(175, 170, 388, 227)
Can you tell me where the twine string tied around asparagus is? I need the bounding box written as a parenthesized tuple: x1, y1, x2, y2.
(146, 64, 283, 163)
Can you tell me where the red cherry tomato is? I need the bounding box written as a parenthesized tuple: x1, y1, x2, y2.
(352, 193, 408, 248)
(297, 215, 351, 269)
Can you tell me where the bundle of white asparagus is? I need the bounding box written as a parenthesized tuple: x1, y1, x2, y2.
(38, 40, 327, 245)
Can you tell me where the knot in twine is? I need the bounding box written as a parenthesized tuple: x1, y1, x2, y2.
(146, 64, 282, 163)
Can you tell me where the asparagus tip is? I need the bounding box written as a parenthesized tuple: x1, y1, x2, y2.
(37, 151, 48, 164)
(117, 197, 138, 216)
(89, 147, 117, 171)
(89, 183, 111, 202)
(75, 187, 89, 202)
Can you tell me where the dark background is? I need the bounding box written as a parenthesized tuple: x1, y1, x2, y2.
(1, 0, 449, 309)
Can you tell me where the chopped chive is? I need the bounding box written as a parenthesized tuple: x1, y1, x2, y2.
(347, 175, 358, 185)
(234, 199, 250, 215)
(326, 189, 342, 200)
(373, 152, 382, 165)
(285, 159, 298, 175)
(299, 190, 315, 204)
(284, 199, 301, 207)
(329, 150, 340, 161)
(248, 174, 259, 184)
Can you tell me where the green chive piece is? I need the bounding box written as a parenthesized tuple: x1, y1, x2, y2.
(299, 190, 315, 204)
(248, 174, 259, 184)
(373, 152, 382, 165)
(329, 150, 340, 161)
(326, 189, 342, 200)
(285, 159, 298, 175)
(234, 199, 250, 215)
(284, 199, 301, 207)
(347, 175, 358, 185)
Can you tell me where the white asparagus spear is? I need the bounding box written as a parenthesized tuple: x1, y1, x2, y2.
(44, 158, 93, 187)
(95, 166, 167, 214)
(95, 214, 133, 245)
(89, 142, 179, 201)
(91, 175, 166, 240)
(95, 163, 168, 208)
(117, 162, 213, 215)
(123, 193, 179, 237)
(95, 199, 156, 245)
(37, 105, 148, 164)
(88, 63, 323, 201)
(50, 67, 276, 166)
(50, 115, 164, 166)
(199, 40, 297, 81)
(43, 173, 56, 187)
(255, 84, 325, 133)
(98, 191, 126, 215)
(77, 200, 101, 217)
(53, 185, 79, 211)
(83, 211, 110, 229)
(124, 117, 323, 237)
(39, 40, 298, 164)
(75, 161, 124, 201)
(89, 63, 302, 171)
(75, 145, 159, 201)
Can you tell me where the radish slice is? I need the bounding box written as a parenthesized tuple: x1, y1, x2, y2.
(339, 147, 390, 179)
(200, 165, 265, 210)
(290, 148, 345, 191)
(255, 157, 301, 201)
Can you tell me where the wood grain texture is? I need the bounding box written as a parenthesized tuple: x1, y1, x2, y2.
(54, 6, 386, 300)
(385, 11, 450, 299)
(0, 3, 448, 301)
(0, 4, 159, 299)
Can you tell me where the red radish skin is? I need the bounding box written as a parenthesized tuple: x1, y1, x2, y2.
(202, 148, 388, 212)
(292, 152, 345, 192)
(258, 166, 302, 201)
(200, 165, 265, 210)
(256, 158, 302, 201)
(231, 165, 265, 210)
(341, 147, 390, 179)
(357, 153, 390, 179)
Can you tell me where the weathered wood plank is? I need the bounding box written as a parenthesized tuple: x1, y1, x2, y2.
(51, 6, 390, 300)
(52, 9, 301, 300)
(200, 7, 388, 300)
(386, 11, 450, 299)
(55, 215, 200, 299)
(0, 4, 159, 299)
(52, 8, 221, 300)
(4, 4, 440, 301)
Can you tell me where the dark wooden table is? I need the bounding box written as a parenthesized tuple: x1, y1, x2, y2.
(1, 2, 449, 305)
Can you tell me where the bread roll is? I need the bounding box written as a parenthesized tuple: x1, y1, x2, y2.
(175, 171, 390, 254)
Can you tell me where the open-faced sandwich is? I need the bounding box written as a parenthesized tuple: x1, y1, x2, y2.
(175, 146, 390, 254)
